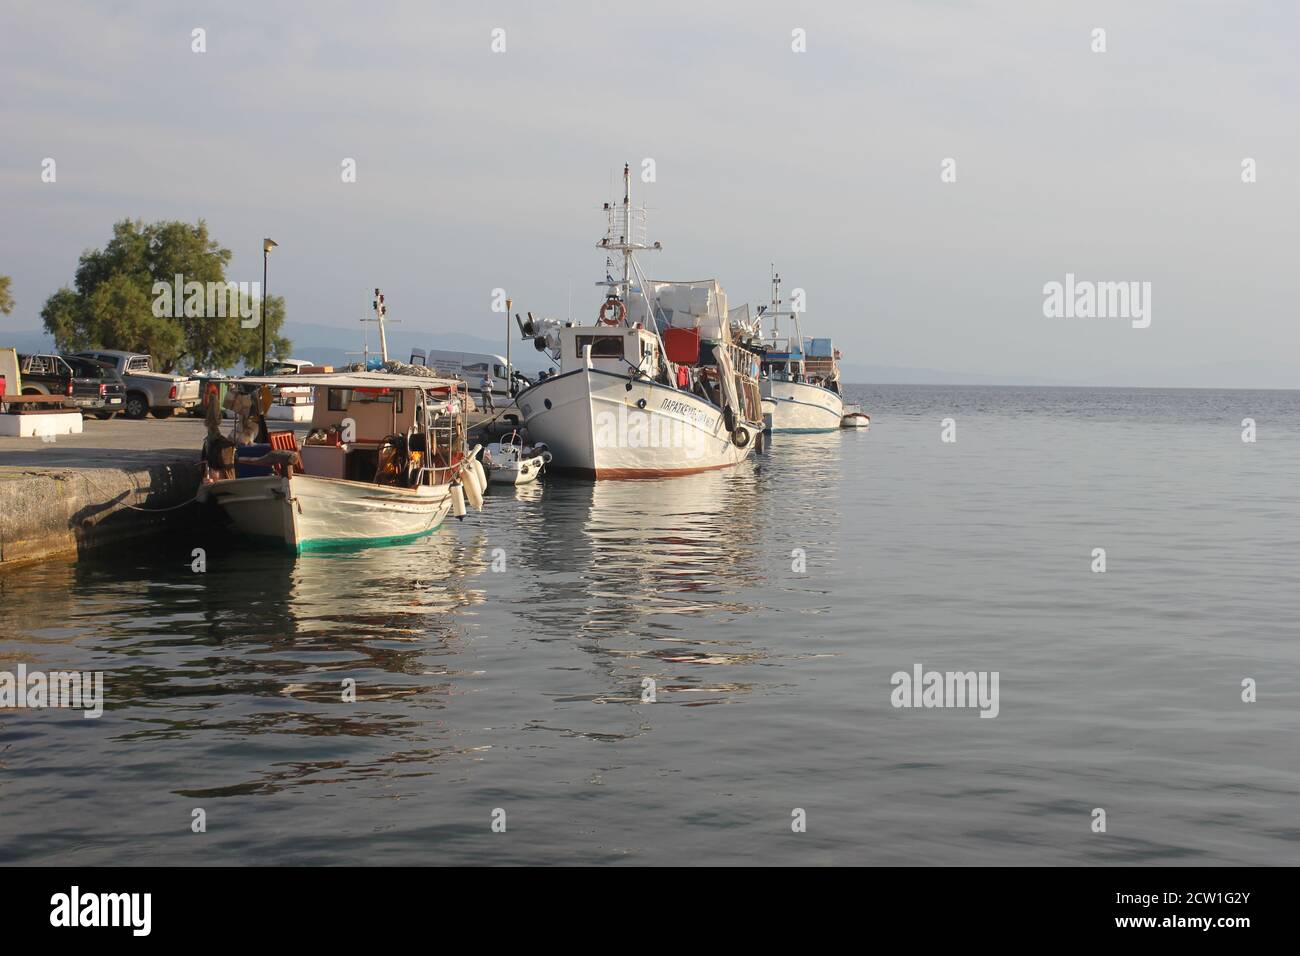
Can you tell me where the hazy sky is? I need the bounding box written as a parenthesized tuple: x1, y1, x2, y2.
(3, 1, 1297, 386)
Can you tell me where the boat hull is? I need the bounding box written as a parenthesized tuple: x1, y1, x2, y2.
(515, 368, 757, 479)
(198, 473, 451, 552)
(760, 379, 844, 433)
(487, 458, 545, 485)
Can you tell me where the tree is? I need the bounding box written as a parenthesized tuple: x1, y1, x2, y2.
(241, 294, 291, 372)
(40, 219, 291, 372)
(0, 275, 13, 316)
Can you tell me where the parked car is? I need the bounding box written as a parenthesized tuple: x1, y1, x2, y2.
(71, 350, 201, 419)
(15, 352, 126, 417)
(65, 355, 128, 419)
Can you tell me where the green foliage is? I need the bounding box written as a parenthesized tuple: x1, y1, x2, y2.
(39, 219, 291, 372)
(242, 295, 291, 372)
(0, 274, 13, 315)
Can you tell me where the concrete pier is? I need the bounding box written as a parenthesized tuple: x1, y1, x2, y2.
(0, 417, 208, 568)
(0, 408, 528, 568)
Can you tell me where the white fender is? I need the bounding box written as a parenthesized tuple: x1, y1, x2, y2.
(462, 463, 484, 511)
(450, 482, 467, 517)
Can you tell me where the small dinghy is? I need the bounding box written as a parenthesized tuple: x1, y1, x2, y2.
(483, 432, 550, 485)
(841, 404, 871, 428)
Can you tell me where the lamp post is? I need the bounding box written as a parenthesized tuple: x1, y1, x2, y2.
(260, 237, 277, 373)
(505, 297, 513, 398)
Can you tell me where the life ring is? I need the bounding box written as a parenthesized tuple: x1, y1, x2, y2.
(731, 424, 752, 448)
(597, 299, 626, 326)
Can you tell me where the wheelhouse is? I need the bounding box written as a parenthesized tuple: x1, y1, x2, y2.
(555, 323, 763, 425)
(233, 372, 468, 487)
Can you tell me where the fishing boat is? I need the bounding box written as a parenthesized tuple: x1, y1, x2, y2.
(483, 432, 550, 485)
(757, 268, 845, 433)
(197, 371, 482, 551)
(511, 163, 765, 478)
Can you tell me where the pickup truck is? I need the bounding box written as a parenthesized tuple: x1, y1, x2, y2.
(72, 349, 201, 419)
(15, 352, 127, 417)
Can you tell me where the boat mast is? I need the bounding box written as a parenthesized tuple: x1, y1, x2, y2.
(766, 264, 806, 376)
(594, 163, 678, 382)
(597, 162, 660, 310)
(362, 288, 397, 364)
(770, 264, 781, 339)
(622, 163, 633, 297)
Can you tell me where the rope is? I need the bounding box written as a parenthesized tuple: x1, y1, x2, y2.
(470, 398, 520, 432)
(74, 467, 201, 512)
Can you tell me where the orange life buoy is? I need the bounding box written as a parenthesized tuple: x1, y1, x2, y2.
(597, 299, 627, 326)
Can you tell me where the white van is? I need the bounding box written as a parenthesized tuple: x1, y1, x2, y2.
(410, 349, 513, 396)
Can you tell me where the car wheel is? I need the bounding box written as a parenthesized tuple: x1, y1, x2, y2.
(151, 407, 175, 419)
(124, 393, 149, 419)
(94, 411, 117, 420)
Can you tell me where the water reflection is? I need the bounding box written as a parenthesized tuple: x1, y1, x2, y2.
(0, 531, 500, 803)
(482, 462, 781, 715)
(0, 438, 840, 812)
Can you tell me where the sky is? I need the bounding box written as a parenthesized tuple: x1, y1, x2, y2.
(2, 0, 1298, 387)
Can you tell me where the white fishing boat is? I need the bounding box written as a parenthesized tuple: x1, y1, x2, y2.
(197, 371, 482, 552)
(756, 268, 845, 433)
(484, 432, 550, 485)
(512, 164, 765, 478)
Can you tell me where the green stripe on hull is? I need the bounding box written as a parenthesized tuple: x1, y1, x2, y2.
(295, 521, 445, 553)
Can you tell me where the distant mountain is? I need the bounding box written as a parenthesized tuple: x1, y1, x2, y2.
(278, 320, 551, 374)
(0, 327, 60, 355)
(6, 321, 1291, 388)
(837, 363, 1062, 387)
(0, 321, 551, 374)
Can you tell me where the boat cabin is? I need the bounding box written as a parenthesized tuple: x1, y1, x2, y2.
(558, 324, 663, 378)
(761, 336, 841, 392)
(231, 372, 467, 487)
(552, 322, 763, 425)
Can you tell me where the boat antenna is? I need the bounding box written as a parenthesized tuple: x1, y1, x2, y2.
(346, 323, 371, 368)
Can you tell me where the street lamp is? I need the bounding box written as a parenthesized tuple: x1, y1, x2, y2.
(260, 237, 278, 374)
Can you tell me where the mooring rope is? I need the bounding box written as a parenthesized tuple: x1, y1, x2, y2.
(72, 466, 202, 513)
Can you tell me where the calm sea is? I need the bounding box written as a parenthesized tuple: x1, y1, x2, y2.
(2, 385, 1298, 865)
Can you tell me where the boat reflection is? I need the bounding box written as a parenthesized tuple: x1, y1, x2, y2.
(494, 462, 772, 708)
(0, 537, 498, 798)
